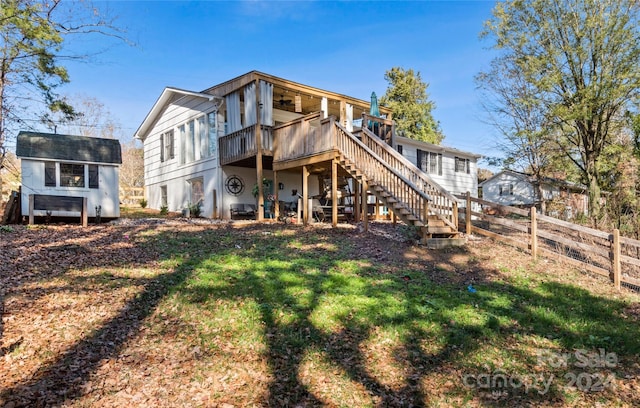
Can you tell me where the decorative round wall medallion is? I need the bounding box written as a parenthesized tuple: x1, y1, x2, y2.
(225, 175, 245, 196)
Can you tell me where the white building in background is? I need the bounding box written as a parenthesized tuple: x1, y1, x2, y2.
(16, 131, 122, 219)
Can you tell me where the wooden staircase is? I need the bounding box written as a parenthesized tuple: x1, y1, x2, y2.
(333, 122, 464, 246)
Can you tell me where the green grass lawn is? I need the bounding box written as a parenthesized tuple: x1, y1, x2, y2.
(2, 221, 639, 407)
(137, 223, 640, 406)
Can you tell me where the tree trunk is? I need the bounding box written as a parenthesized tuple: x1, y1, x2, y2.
(585, 161, 601, 224)
(534, 181, 546, 214)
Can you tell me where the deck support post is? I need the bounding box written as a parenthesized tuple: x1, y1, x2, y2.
(255, 79, 264, 222)
(332, 159, 338, 227)
(362, 178, 368, 232)
(273, 170, 279, 220)
(303, 165, 310, 225)
(354, 178, 360, 223)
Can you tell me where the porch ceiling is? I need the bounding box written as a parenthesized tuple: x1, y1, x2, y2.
(271, 84, 372, 121)
(224, 155, 274, 171)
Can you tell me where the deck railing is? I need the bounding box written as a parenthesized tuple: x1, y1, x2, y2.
(219, 125, 273, 165)
(362, 113, 394, 145)
(272, 112, 326, 162)
(332, 121, 431, 227)
(356, 127, 459, 229)
(271, 113, 458, 232)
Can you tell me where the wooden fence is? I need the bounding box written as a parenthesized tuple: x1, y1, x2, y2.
(457, 193, 640, 291)
(120, 187, 145, 207)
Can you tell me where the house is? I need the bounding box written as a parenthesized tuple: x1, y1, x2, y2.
(16, 131, 122, 219)
(479, 170, 588, 218)
(393, 135, 480, 197)
(134, 71, 480, 242)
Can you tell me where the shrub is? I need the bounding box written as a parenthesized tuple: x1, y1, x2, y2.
(139, 198, 148, 208)
(160, 205, 168, 215)
(188, 202, 202, 218)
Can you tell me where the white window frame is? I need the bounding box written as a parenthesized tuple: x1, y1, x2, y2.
(189, 177, 204, 207)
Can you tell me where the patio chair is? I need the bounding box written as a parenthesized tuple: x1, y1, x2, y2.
(312, 199, 326, 222)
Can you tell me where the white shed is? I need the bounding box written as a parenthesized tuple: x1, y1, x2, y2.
(16, 131, 122, 219)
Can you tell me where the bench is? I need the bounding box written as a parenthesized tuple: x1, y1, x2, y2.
(230, 203, 256, 219)
(28, 194, 88, 226)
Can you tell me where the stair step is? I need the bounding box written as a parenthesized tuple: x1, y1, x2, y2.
(423, 237, 467, 249)
(425, 226, 454, 234)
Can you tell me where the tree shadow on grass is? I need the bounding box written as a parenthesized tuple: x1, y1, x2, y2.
(176, 225, 640, 406)
(0, 225, 199, 407)
(2, 223, 640, 407)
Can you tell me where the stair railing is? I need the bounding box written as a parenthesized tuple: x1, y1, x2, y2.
(330, 120, 431, 226)
(356, 127, 459, 230)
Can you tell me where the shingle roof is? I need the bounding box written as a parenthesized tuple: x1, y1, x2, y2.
(16, 131, 122, 164)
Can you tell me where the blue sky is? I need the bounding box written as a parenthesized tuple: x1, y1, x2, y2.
(58, 0, 499, 161)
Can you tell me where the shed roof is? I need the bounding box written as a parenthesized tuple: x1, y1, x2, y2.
(16, 131, 122, 164)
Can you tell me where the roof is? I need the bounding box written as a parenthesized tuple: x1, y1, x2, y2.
(135, 70, 393, 141)
(134, 87, 224, 141)
(394, 135, 482, 159)
(16, 131, 122, 164)
(479, 170, 587, 192)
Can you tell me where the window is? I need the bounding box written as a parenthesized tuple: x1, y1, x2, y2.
(160, 185, 168, 207)
(417, 149, 428, 171)
(417, 150, 442, 175)
(179, 125, 186, 165)
(189, 178, 204, 206)
(198, 116, 207, 159)
(499, 184, 513, 196)
(455, 157, 470, 173)
(188, 120, 196, 162)
(45, 162, 56, 187)
(397, 144, 403, 154)
(178, 116, 214, 164)
(161, 130, 174, 162)
(208, 112, 217, 157)
(88, 165, 99, 189)
(60, 163, 85, 187)
(429, 152, 442, 175)
(160, 133, 164, 162)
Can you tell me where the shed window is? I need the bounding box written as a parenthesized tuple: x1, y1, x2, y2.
(397, 144, 403, 154)
(45, 162, 56, 187)
(499, 184, 514, 196)
(88, 165, 99, 189)
(60, 163, 85, 187)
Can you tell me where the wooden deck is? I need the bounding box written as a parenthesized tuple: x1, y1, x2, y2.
(218, 111, 460, 241)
